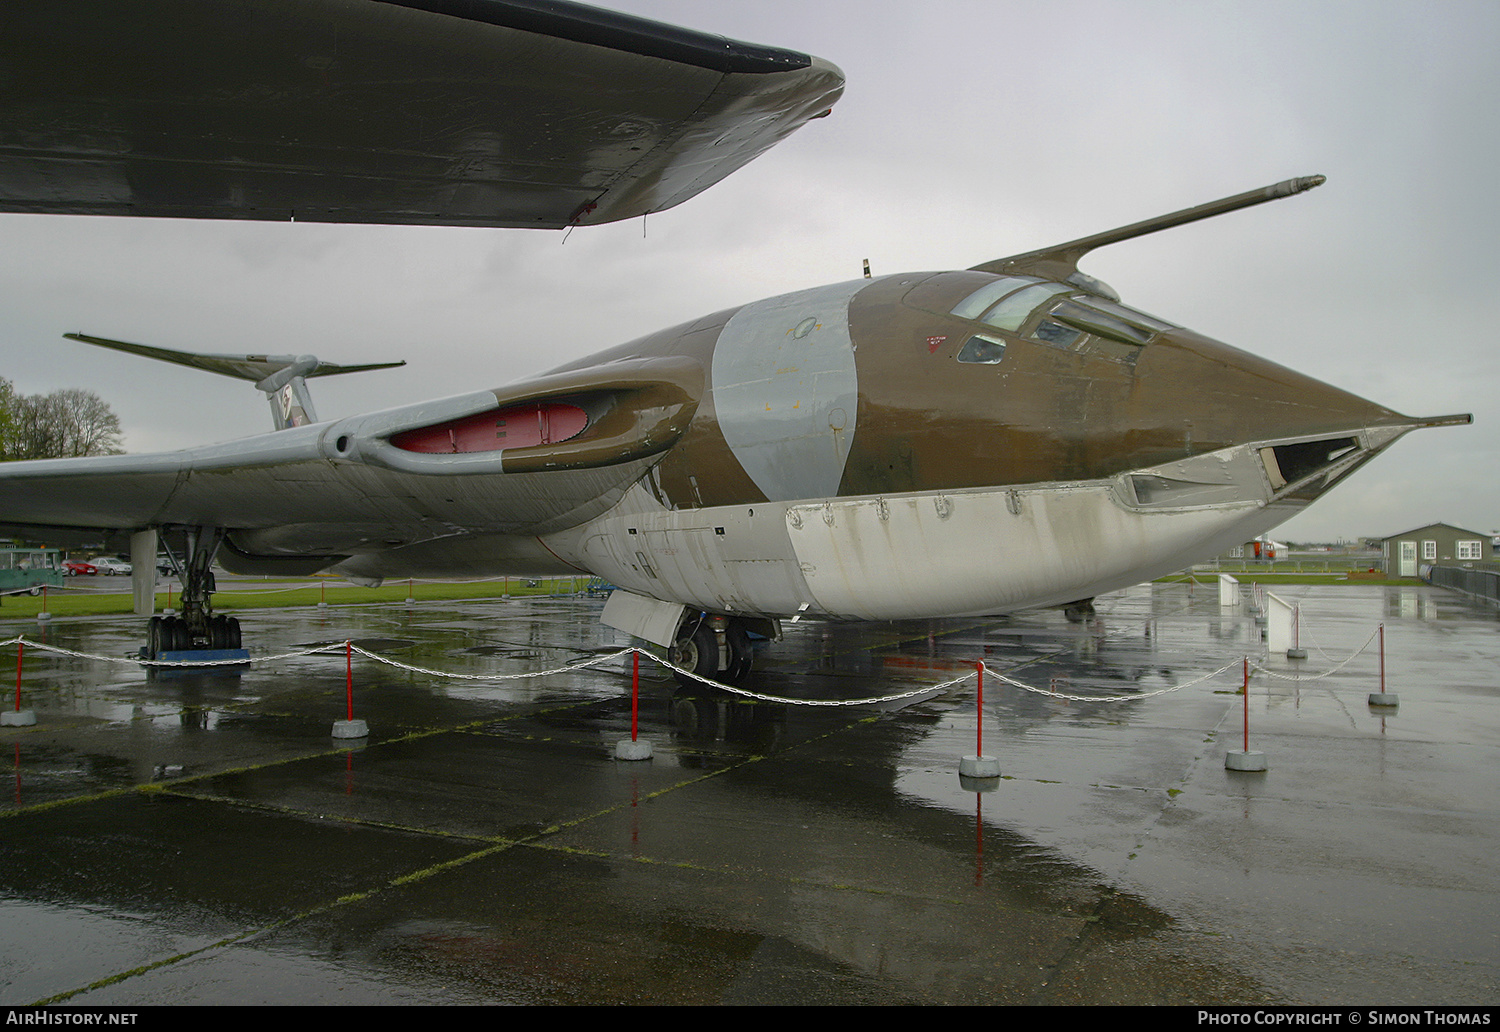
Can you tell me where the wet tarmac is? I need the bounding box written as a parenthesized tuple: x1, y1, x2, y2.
(0, 581, 1496, 1005)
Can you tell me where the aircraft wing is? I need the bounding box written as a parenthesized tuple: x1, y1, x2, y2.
(0, 0, 844, 228)
(0, 356, 702, 563)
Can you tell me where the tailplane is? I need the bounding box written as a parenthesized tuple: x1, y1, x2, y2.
(64, 333, 405, 431)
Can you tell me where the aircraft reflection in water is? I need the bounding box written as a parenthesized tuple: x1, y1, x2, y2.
(0, 1, 1468, 685)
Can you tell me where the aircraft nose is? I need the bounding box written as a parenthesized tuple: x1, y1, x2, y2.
(1129, 329, 1469, 503)
(1146, 330, 1411, 446)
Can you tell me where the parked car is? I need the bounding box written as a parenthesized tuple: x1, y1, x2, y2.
(91, 556, 132, 575)
(63, 559, 97, 576)
(156, 556, 175, 576)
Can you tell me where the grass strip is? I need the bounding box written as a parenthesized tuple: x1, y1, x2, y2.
(1, 578, 599, 619)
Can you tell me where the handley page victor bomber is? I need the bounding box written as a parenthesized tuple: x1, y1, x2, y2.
(0, 1, 1470, 681)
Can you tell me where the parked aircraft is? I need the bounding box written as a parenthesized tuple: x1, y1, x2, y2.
(0, 1, 1469, 681)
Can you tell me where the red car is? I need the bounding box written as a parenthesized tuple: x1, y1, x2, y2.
(63, 559, 97, 576)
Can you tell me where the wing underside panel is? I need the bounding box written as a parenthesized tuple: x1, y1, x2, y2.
(0, 0, 843, 228)
(0, 435, 661, 550)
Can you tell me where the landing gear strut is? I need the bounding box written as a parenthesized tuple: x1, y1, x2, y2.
(667, 614, 759, 687)
(145, 527, 242, 660)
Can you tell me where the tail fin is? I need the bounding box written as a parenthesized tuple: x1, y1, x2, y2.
(64, 334, 405, 431)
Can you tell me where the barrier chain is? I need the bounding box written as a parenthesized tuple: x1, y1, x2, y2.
(0, 620, 1386, 712)
(1249, 625, 1380, 682)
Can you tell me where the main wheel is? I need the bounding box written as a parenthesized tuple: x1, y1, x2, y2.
(162, 616, 190, 652)
(668, 617, 718, 686)
(723, 620, 753, 683)
(205, 615, 242, 650)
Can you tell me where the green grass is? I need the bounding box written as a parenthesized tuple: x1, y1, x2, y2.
(0, 577, 596, 620)
(2, 568, 1431, 624)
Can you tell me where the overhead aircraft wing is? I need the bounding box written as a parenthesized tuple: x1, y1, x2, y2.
(0, 0, 844, 228)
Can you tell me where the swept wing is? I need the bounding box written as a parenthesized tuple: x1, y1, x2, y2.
(0, 355, 702, 566)
(0, 0, 844, 228)
(0, 0, 834, 565)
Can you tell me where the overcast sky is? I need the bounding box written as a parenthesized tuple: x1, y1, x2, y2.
(1, 0, 1495, 544)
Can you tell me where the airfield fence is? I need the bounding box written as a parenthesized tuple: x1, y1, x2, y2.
(1425, 564, 1500, 606)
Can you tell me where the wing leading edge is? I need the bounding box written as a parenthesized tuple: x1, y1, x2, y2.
(0, 356, 702, 562)
(0, 0, 844, 228)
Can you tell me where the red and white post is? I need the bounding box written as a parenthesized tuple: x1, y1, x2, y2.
(615, 648, 653, 760)
(1225, 656, 1267, 771)
(959, 660, 1001, 781)
(332, 639, 369, 739)
(3, 638, 36, 726)
(1368, 623, 1399, 707)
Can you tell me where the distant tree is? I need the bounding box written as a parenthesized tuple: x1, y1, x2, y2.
(0, 377, 15, 456)
(2, 387, 124, 460)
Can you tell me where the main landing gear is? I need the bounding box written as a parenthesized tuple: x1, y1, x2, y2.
(146, 613, 241, 657)
(1062, 598, 1097, 623)
(144, 527, 244, 661)
(668, 614, 758, 687)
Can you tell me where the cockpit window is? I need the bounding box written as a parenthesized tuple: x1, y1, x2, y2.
(1048, 299, 1153, 345)
(948, 275, 1040, 320)
(980, 282, 1076, 332)
(948, 275, 1177, 368)
(1091, 298, 1174, 333)
(1030, 318, 1084, 350)
(956, 334, 1007, 364)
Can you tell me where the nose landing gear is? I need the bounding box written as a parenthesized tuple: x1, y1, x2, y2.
(667, 614, 762, 687)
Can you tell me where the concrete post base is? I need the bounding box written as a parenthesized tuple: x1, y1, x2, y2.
(959, 754, 1001, 779)
(615, 738, 653, 761)
(1226, 750, 1267, 772)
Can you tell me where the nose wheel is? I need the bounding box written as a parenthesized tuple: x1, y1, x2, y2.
(667, 615, 757, 687)
(668, 617, 717, 685)
(723, 620, 753, 683)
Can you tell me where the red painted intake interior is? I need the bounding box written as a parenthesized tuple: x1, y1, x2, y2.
(390, 402, 589, 454)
